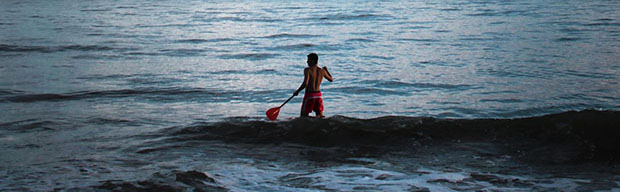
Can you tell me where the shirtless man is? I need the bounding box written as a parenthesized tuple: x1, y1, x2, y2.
(293, 53, 333, 118)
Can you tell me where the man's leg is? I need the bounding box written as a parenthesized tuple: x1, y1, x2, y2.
(314, 99, 324, 118)
(300, 111, 309, 117)
(300, 105, 309, 117)
(315, 111, 324, 118)
(300, 97, 310, 117)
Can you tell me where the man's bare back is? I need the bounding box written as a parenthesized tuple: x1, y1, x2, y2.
(293, 53, 333, 118)
(303, 66, 333, 92)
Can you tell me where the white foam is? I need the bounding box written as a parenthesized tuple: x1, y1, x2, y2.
(294, 166, 472, 191)
(0, 136, 16, 142)
(209, 160, 475, 192)
(208, 162, 317, 192)
(206, 160, 606, 192)
(535, 178, 588, 191)
(610, 182, 620, 192)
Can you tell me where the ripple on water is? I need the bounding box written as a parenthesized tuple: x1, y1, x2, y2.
(173, 38, 237, 44)
(217, 53, 280, 60)
(259, 33, 323, 39)
(360, 80, 478, 91)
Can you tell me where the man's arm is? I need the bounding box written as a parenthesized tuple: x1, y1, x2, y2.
(322, 66, 333, 82)
(294, 68, 309, 96)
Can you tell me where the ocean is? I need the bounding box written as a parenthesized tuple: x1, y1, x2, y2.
(1, 0, 619, 191)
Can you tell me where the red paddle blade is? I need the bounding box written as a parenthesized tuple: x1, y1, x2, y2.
(266, 107, 281, 121)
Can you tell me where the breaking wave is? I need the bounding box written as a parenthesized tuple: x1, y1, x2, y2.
(161, 110, 620, 162)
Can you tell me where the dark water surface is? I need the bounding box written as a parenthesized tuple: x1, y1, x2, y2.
(1, 0, 620, 191)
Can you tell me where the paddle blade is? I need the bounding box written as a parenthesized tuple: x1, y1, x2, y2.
(266, 107, 281, 121)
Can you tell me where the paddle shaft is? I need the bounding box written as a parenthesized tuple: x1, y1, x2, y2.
(280, 94, 295, 108)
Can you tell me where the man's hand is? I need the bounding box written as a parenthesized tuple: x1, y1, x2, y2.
(322, 66, 333, 82)
(293, 90, 299, 96)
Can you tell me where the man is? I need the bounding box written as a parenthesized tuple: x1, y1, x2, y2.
(293, 53, 333, 118)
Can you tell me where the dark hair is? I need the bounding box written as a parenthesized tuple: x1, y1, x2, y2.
(307, 53, 318, 65)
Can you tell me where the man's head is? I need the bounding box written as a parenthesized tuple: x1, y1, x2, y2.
(307, 53, 318, 66)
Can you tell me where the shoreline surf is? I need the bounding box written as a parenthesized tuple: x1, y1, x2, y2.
(161, 109, 620, 163)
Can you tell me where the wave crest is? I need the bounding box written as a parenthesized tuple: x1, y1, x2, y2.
(164, 110, 620, 161)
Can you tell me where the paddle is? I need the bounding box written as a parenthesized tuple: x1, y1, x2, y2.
(266, 94, 295, 121)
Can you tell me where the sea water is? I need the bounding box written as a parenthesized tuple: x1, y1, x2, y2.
(1, 0, 619, 191)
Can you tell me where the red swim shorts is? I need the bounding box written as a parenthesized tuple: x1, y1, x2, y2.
(301, 91, 323, 115)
